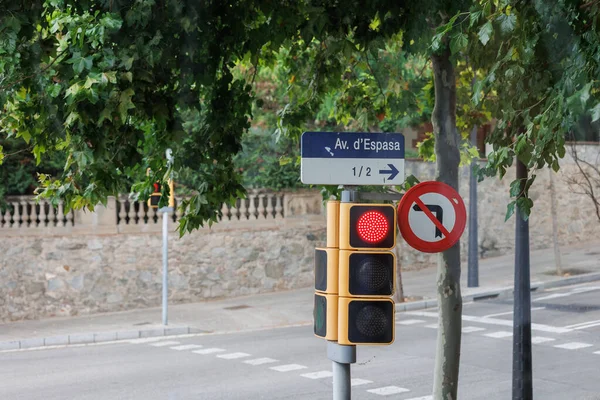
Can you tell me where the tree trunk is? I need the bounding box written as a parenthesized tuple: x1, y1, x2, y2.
(394, 245, 405, 303)
(431, 48, 462, 400)
(548, 168, 563, 276)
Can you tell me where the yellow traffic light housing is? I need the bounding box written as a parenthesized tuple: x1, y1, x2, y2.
(315, 248, 339, 294)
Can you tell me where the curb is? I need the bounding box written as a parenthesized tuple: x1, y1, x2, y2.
(0, 325, 203, 351)
(395, 271, 600, 313)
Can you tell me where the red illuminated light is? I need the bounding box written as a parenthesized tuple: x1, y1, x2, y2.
(356, 211, 389, 243)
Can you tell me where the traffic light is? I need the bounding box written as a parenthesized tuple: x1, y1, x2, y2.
(337, 203, 396, 345)
(149, 182, 162, 209)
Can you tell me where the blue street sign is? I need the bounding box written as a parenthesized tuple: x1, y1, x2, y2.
(301, 131, 405, 185)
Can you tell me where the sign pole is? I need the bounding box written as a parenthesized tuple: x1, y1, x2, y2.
(468, 125, 479, 287)
(162, 208, 169, 326)
(161, 148, 174, 327)
(328, 189, 358, 400)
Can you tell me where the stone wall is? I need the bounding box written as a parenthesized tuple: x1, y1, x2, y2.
(1, 144, 599, 321)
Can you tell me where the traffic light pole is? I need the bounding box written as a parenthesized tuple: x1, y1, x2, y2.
(328, 341, 356, 400)
(161, 207, 172, 326)
(328, 188, 359, 400)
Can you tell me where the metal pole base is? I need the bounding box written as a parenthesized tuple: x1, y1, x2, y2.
(328, 342, 356, 400)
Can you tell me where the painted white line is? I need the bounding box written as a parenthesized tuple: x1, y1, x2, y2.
(300, 371, 334, 379)
(217, 352, 251, 360)
(574, 322, 600, 330)
(150, 341, 180, 347)
(593, 351, 600, 355)
(170, 344, 203, 351)
(244, 357, 278, 366)
(351, 378, 373, 386)
(129, 337, 169, 344)
(406, 311, 571, 333)
(192, 348, 225, 355)
(565, 319, 600, 329)
(462, 327, 485, 333)
(424, 324, 438, 329)
(484, 331, 513, 339)
(367, 386, 411, 395)
(270, 364, 308, 372)
(483, 307, 545, 318)
(397, 319, 425, 325)
(554, 342, 593, 350)
(405, 396, 433, 400)
(531, 337, 556, 344)
(534, 293, 572, 301)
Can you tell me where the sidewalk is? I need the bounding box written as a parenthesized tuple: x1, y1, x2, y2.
(1, 240, 599, 349)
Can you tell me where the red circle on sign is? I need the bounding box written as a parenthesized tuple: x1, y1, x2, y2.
(397, 181, 466, 253)
(357, 210, 389, 243)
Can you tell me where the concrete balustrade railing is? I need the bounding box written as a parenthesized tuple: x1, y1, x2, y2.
(0, 189, 324, 237)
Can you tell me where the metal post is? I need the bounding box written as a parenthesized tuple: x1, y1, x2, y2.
(162, 209, 169, 326)
(326, 188, 359, 400)
(468, 125, 479, 287)
(327, 341, 356, 400)
(512, 159, 533, 399)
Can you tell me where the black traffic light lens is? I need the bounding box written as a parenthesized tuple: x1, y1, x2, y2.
(314, 249, 327, 292)
(348, 300, 393, 343)
(356, 305, 388, 337)
(349, 253, 394, 296)
(314, 294, 327, 337)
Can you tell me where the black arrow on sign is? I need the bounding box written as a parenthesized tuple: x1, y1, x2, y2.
(378, 164, 400, 180)
(413, 204, 444, 238)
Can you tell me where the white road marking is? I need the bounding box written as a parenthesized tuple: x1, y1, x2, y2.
(367, 386, 411, 395)
(397, 319, 425, 325)
(217, 352, 251, 359)
(534, 293, 573, 301)
(565, 319, 600, 329)
(150, 341, 180, 347)
(483, 307, 545, 318)
(270, 364, 308, 372)
(424, 324, 438, 329)
(593, 351, 600, 355)
(406, 311, 571, 333)
(462, 327, 486, 333)
(170, 344, 203, 351)
(554, 342, 593, 350)
(300, 371, 334, 379)
(351, 378, 373, 386)
(192, 348, 226, 355)
(405, 396, 433, 400)
(484, 331, 513, 339)
(129, 337, 169, 344)
(531, 337, 556, 344)
(244, 357, 278, 366)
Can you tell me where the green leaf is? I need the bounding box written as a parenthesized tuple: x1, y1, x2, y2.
(469, 11, 482, 27)
(121, 55, 134, 70)
(478, 22, 493, 45)
(33, 144, 45, 165)
(19, 130, 31, 144)
(102, 71, 117, 84)
(118, 88, 136, 121)
(450, 32, 468, 55)
(46, 83, 61, 97)
(497, 14, 516, 34)
(0, 144, 4, 165)
(505, 201, 516, 221)
(509, 179, 522, 198)
(65, 111, 80, 127)
(591, 103, 600, 122)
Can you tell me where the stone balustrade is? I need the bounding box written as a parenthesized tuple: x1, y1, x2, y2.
(0, 189, 324, 237)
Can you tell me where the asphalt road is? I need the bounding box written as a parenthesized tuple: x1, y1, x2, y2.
(3, 282, 600, 400)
